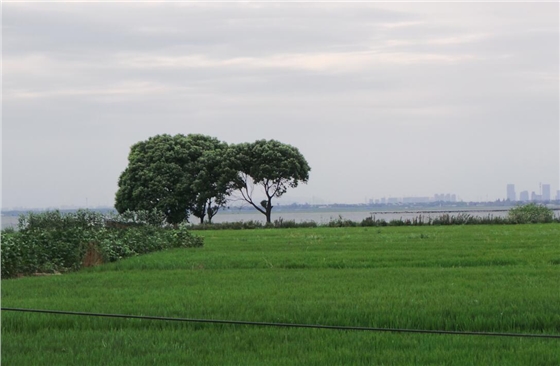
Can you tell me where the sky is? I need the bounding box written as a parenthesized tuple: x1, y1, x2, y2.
(2, 1, 559, 209)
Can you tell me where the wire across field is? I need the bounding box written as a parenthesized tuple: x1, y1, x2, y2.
(2, 225, 560, 365)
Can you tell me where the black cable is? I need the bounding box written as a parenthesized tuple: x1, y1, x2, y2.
(2, 307, 559, 339)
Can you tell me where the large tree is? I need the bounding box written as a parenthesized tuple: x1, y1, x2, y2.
(185, 134, 233, 224)
(115, 134, 232, 224)
(228, 140, 311, 223)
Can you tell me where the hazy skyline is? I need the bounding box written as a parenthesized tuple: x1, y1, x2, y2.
(2, 2, 559, 209)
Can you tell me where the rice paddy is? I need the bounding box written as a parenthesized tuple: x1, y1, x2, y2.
(2, 224, 559, 365)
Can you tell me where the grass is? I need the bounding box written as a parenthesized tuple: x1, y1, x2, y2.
(2, 224, 560, 365)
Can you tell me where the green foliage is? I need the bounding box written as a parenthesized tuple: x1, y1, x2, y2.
(115, 134, 234, 225)
(189, 220, 267, 231)
(166, 224, 204, 248)
(1, 210, 203, 278)
(114, 135, 311, 225)
(186, 134, 236, 224)
(107, 208, 167, 227)
(327, 215, 358, 227)
(228, 140, 311, 223)
(18, 209, 106, 231)
(360, 216, 387, 227)
(115, 134, 193, 224)
(1, 233, 21, 278)
(508, 203, 554, 224)
(272, 217, 317, 228)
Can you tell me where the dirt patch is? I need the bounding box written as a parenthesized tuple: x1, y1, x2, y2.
(83, 242, 103, 267)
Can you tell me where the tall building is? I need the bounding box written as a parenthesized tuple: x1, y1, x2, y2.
(556, 190, 560, 201)
(506, 184, 516, 201)
(542, 184, 551, 201)
(519, 191, 529, 201)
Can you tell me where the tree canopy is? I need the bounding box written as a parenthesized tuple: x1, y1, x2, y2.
(228, 139, 311, 223)
(115, 134, 232, 224)
(115, 135, 310, 225)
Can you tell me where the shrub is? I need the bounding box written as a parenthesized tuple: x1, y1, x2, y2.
(165, 224, 204, 248)
(360, 216, 388, 227)
(18, 209, 106, 231)
(1, 233, 23, 278)
(189, 220, 266, 230)
(107, 209, 167, 227)
(1, 210, 203, 279)
(327, 215, 357, 228)
(508, 204, 554, 224)
(272, 217, 317, 228)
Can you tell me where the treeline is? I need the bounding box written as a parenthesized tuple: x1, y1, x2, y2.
(1, 210, 203, 279)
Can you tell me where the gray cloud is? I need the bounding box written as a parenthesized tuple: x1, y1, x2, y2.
(2, 2, 558, 208)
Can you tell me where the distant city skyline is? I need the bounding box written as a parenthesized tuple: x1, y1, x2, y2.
(505, 183, 559, 202)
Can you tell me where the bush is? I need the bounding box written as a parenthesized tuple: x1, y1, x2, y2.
(273, 217, 318, 229)
(327, 215, 357, 228)
(1, 233, 22, 278)
(165, 224, 204, 248)
(18, 209, 106, 231)
(508, 204, 554, 224)
(107, 209, 167, 227)
(1, 210, 203, 278)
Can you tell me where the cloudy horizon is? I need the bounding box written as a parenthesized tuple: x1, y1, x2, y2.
(2, 2, 559, 210)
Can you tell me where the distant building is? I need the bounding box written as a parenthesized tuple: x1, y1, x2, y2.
(542, 184, 551, 201)
(531, 191, 542, 201)
(402, 196, 431, 203)
(506, 184, 516, 201)
(557, 190, 560, 201)
(387, 197, 399, 204)
(519, 191, 529, 201)
(433, 193, 457, 202)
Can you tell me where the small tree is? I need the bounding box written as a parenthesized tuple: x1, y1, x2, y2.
(228, 140, 311, 223)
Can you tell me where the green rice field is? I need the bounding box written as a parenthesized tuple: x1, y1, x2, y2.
(2, 225, 560, 365)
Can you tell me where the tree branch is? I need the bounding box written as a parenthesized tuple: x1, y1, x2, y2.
(237, 176, 266, 215)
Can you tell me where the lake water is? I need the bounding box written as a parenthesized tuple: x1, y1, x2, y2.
(4, 208, 558, 230)
(211, 209, 514, 224)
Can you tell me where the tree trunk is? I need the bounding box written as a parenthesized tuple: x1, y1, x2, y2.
(265, 199, 273, 223)
(207, 201, 217, 224)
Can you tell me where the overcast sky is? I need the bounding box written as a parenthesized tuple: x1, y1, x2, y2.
(2, 2, 559, 209)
